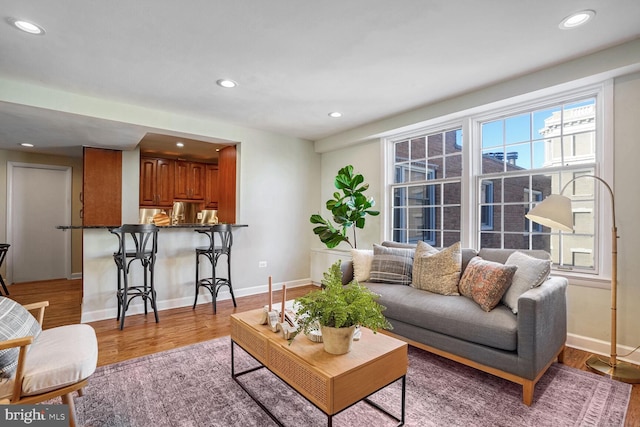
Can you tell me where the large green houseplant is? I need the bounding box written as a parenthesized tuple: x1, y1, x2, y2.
(310, 165, 379, 249)
(292, 261, 391, 354)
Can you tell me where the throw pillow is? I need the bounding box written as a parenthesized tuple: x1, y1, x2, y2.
(351, 249, 374, 282)
(502, 251, 552, 314)
(0, 297, 42, 378)
(369, 244, 414, 285)
(411, 241, 462, 295)
(458, 257, 517, 312)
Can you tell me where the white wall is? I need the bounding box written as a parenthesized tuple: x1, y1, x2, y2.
(314, 42, 640, 362)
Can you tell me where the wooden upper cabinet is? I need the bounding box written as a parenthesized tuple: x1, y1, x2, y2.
(140, 157, 174, 207)
(175, 160, 205, 200)
(217, 145, 237, 223)
(83, 147, 122, 226)
(205, 164, 219, 208)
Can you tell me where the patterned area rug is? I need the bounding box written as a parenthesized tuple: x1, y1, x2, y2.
(58, 337, 630, 426)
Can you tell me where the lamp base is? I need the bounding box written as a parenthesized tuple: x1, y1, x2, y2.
(585, 355, 640, 383)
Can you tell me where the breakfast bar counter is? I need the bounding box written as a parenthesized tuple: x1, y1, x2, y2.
(69, 224, 248, 322)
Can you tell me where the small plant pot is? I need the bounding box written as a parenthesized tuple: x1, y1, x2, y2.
(320, 325, 356, 355)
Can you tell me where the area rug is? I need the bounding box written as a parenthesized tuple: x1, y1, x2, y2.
(51, 337, 630, 426)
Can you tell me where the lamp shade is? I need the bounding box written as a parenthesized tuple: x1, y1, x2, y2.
(525, 194, 574, 232)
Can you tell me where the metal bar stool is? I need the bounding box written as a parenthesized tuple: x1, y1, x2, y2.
(110, 224, 159, 330)
(193, 224, 237, 313)
(0, 244, 9, 296)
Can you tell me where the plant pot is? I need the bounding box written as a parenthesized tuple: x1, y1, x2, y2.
(320, 325, 356, 355)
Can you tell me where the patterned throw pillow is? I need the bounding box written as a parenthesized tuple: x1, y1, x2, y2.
(458, 257, 517, 312)
(411, 241, 462, 295)
(351, 249, 374, 282)
(0, 297, 42, 378)
(369, 244, 415, 285)
(502, 251, 552, 314)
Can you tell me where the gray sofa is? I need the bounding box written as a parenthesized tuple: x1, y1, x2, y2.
(342, 244, 568, 405)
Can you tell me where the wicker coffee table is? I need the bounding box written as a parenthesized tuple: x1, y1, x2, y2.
(230, 309, 408, 426)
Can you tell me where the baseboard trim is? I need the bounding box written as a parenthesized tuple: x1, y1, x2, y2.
(81, 278, 313, 323)
(566, 332, 640, 365)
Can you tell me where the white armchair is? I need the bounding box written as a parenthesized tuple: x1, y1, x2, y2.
(0, 298, 98, 427)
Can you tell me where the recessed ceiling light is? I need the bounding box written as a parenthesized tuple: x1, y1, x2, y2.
(216, 79, 237, 88)
(20, 143, 34, 147)
(176, 142, 184, 148)
(328, 112, 342, 118)
(8, 18, 45, 35)
(559, 10, 595, 29)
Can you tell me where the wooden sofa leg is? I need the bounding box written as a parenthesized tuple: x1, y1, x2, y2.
(522, 381, 534, 406)
(61, 392, 77, 427)
(557, 346, 565, 364)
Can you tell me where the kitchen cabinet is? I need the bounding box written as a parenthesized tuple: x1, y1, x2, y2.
(175, 160, 205, 200)
(205, 164, 219, 208)
(140, 157, 175, 207)
(217, 145, 237, 223)
(83, 147, 122, 226)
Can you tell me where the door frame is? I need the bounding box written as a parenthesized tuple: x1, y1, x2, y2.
(6, 162, 72, 283)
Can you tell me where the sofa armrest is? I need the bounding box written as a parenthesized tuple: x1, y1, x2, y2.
(516, 276, 568, 378)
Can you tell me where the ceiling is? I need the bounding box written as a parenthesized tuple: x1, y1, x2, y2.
(0, 1, 639, 158)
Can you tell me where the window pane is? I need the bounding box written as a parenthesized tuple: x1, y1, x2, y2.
(532, 140, 546, 169)
(443, 182, 461, 205)
(505, 114, 530, 144)
(443, 231, 460, 247)
(410, 137, 425, 161)
(443, 206, 460, 231)
(393, 228, 407, 243)
(408, 184, 438, 206)
(503, 233, 530, 250)
(428, 158, 443, 179)
(480, 232, 501, 248)
(410, 161, 427, 181)
(531, 234, 551, 251)
(445, 154, 462, 177)
(395, 164, 410, 184)
(395, 140, 409, 163)
(427, 133, 443, 157)
(393, 187, 407, 207)
(504, 204, 527, 232)
(482, 149, 505, 173)
(503, 176, 529, 203)
(507, 143, 531, 170)
(393, 207, 406, 229)
(445, 129, 463, 153)
(482, 121, 503, 148)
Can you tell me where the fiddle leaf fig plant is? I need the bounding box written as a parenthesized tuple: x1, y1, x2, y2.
(310, 165, 379, 249)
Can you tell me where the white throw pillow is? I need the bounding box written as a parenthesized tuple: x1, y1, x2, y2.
(351, 249, 374, 282)
(502, 251, 551, 314)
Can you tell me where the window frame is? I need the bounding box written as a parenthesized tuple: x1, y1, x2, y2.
(384, 80, 613, 287)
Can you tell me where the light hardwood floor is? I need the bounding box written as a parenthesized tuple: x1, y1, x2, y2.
(6, 279, 640, 426)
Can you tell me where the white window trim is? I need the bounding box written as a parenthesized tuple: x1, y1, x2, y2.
(382, 79, 614, 288)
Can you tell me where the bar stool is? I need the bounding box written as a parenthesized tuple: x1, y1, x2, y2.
(110, 224, 159, 330)
(0, 244, 9, 296)
(193, 224, 237, 313)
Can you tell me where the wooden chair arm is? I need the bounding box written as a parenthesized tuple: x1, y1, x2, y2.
(22, 301, 49, 326)
(0, 335, 34, 351)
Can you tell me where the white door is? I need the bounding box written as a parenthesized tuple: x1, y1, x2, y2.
(7, 163, 71, 283)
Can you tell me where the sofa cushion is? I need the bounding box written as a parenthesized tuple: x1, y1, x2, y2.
(351, 249, 374, 282)
(412, 241, 462, 295)
(369, 244, 414, 285)
(0, 298, 42, 378)
(502, 251, 552, 314)
(459, 257, 517, 312)
(365, 282, 518, 351)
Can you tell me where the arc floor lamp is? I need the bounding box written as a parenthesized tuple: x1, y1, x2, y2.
(526, 174, 640, 383)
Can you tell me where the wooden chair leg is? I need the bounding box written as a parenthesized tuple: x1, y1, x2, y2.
(77, 388, 85, 397)
(61, 392, 77, 427)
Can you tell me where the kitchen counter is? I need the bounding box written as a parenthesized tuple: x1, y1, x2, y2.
(56, 224, 248, 229)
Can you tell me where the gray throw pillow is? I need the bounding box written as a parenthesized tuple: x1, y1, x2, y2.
(369, 244, 414, 285)
(502, 251, 552, 314)
(0, 297, 42, 378)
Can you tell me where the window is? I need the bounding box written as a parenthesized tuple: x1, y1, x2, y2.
(391, 129, 462, 247)
(387, 83, 608, 277)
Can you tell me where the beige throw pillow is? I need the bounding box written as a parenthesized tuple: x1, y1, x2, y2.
(411, 241, 462, 295)
(351, 249, 374, 282)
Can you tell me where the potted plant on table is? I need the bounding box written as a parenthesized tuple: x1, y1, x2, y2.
(292, 261, 391, 355)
